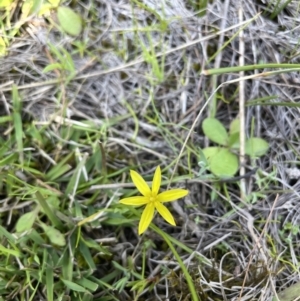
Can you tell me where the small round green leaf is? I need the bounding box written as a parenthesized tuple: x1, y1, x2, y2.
(16, 211, 37, 232)
(42, 224, 66, 246)
(202, 118, 228, 146)
(210, 149, 239, 177)
(202, 147, 220, 164)
(57, 6, 82, 36)
(245, 137, 269, 157)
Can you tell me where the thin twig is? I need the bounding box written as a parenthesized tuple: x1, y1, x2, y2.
(239, 6, 246, 199)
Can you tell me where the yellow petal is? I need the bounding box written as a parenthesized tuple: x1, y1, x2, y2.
(130, 170, 151, 196)
(119, 196, 149, 205)
(138, 203, 154, 235)
(157, 189, 188, 203)
(155, 202, 176, 226)
(152, 166, 161, 196)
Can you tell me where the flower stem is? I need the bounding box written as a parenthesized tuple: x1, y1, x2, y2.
(151, 224, 200, 301)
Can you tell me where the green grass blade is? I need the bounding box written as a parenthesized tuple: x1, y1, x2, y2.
(46, 266, 54, 301)
(203, 63, 300, 75)
(152, 224, 200, 301)
(35, 191, 64, 230)
(12, 84, 23, 164)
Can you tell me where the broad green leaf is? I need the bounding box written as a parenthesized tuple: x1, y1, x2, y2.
(202, 118, 228, 146)
(202, 147, 220, 164)
(245, 137, 269, 157)
(16, 210, 38, 232)
(272, 281, 300, 301)
(210, 149, 239, 177)
(229, 118, 240, 134)
(41, 223, 66, 246)
(57, 7, 82, 36)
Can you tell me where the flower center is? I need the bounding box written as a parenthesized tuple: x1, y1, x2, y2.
(149, 196, 155, 202)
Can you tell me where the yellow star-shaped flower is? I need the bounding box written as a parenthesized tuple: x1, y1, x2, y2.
(119, 166, 189, 235)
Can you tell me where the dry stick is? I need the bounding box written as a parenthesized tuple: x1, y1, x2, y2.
(239, 7, 246, 200)
(1, 17, 259, 93)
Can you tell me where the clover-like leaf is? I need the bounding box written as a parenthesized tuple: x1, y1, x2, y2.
(202, 147, 220, 164)
(245, 137, 269, 157)
(202, 118, 228, 146)
(210, 148, 239, 177)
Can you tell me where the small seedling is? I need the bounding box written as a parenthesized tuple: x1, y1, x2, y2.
(200, 117, 269, 177)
